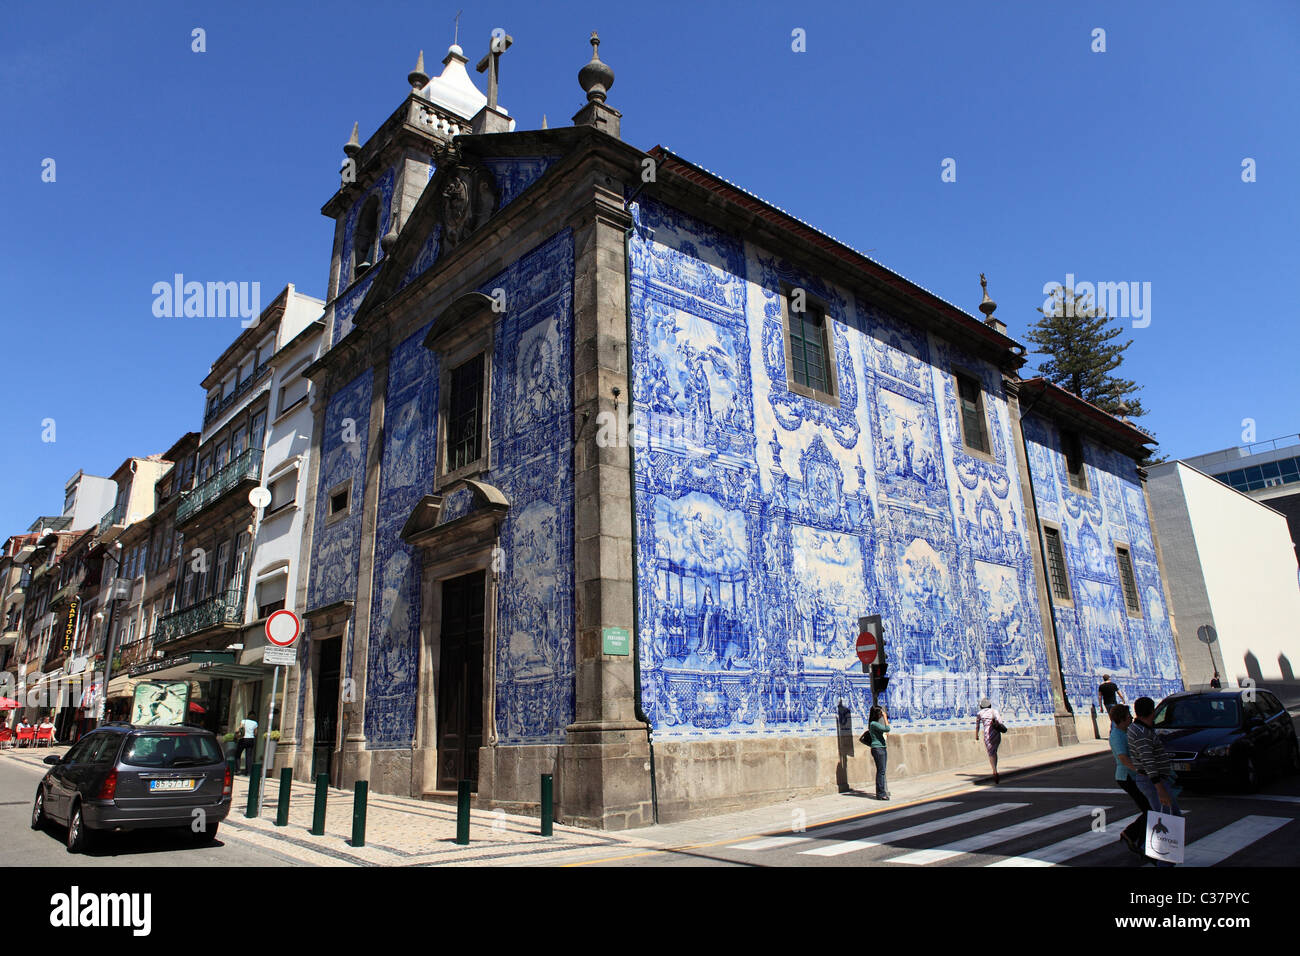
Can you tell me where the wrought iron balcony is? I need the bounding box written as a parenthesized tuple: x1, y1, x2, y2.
(97, 502, 126, 535)
(155, 589, 244, 646)
(176, 448, 262, 526)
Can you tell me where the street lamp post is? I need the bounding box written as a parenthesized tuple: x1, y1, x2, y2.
(94, 541, 124, 726)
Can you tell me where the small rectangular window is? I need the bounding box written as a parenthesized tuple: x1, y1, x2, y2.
(1116, 546, 1141, 616)
(447, 353, 485, 472)
(955, 372, 989, 454)
(1043, 526, 1071, 601)
(328, 482, 351, 522)
(1062, 429, 1088, 492)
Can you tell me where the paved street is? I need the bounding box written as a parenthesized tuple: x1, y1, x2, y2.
(0, 754, 295, 867)
(578, 748, 1300, 867)
(4, 710, 1296, 867)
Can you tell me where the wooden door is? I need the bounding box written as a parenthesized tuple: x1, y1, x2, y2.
(436, 572, 485, 791)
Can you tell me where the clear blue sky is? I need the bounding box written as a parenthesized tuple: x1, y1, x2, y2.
(2, 0, 1297, 535)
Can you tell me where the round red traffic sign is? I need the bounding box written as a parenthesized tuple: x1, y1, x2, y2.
(856, 632, 878, 666)
(266, 609, 301, 647)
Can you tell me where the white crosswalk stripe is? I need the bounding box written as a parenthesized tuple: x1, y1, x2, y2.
(1183, 815, 1291, 867)
(801, 802, 1028, 857)
(886, 805, 1107, 865)
(728, 802, 959, 851)
(989, 815, 1139, 867)
(725, 797, 1295, 867)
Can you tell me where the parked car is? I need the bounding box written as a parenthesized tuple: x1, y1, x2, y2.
(30, 723, 232, 853)
(1154, 688, 1300, 790)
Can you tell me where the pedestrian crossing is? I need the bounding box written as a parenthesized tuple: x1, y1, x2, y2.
(725, 798, 1294, 866)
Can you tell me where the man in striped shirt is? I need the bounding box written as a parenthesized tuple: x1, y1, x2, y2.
(1128, 696, 1183, 864)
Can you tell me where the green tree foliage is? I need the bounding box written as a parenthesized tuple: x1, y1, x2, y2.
(1028, 286, 1148, 419)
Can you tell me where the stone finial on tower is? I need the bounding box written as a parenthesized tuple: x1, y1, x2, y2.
(978, 273, 1006, 334)
(579, 32, 614, 103)
(343, 121, 361, 158)
(573, 32, 621, 138)
(408, 50, 429, 90)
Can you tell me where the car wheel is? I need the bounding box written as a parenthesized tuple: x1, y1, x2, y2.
(30, 788, 46, 831)
(66, 803, 91, 854)
(1241, 755, 1260, 792)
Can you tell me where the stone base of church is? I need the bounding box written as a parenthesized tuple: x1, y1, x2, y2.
(650, 722, 1062, 823)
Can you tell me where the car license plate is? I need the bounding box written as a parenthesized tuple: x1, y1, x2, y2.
(149, 778, 197, 792)
(1173, 762, 1191, 771)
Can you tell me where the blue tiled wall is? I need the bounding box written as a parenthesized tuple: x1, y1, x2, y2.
(1023, 418, 1184, 710)
(357, 229, 576, 750)
(629, 197, 1055, 742)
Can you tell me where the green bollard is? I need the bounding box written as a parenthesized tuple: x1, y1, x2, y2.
(275, 768, 292, 827)
(455, 779, 471, 845)
(245, 763, 262, 817)
(352, 780, 368, 847)
(540, 774, 553, 837)
(311, 773, 328, 835)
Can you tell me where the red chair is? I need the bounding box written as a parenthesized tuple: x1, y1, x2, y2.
(0, 728, 12, 749)
(16, 728, 34, 748)
(35, 726, 54, 747)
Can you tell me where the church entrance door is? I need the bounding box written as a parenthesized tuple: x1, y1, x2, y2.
(436, 571, 485, 792)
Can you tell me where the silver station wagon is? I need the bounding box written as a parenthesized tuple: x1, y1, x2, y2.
(31, 723, 232, 853)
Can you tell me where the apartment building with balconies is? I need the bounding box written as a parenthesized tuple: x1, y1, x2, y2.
(144, 286, 322, 737)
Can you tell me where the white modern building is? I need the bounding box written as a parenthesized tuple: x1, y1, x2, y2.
(1147, 460, 1300, 687)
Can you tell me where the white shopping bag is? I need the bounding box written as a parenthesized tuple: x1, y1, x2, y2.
(1144, 810, 1185, 864)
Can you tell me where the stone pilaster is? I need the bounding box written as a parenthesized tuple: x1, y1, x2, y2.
(1004, 379, 1077, 744)
(559, 170, 654, 830)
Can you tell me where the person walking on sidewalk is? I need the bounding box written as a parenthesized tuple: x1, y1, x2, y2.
(862, 705, 891, 799)
(237, 711, 258, 776)
(1098, 675, 1125, 713)
(1108, 704, 1151, 856)
(1127, 696, 1183, 866)
(975, 697, 1005, 783)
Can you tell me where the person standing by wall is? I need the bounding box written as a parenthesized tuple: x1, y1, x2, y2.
(237, 711, 258, 776)
(1209, 671, 1221, 689)
(975, 697, 1005, 783)
(1107, 704, 1151, 856)
(862, 705, 891, 800)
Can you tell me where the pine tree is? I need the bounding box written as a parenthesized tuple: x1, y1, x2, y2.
(1027, 286, 1148, 419)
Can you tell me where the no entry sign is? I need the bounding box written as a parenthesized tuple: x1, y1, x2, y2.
(857, 614, 882, 667)
(856, 632, 878, 667)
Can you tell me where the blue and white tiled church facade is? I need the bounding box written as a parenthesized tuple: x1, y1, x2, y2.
(1022, 418, 1184, 710)
(628, 197, 1062, 741)
(288, 87, 1182, 819)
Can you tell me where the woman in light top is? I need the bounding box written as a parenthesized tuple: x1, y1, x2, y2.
(975, 697, 1004, 784)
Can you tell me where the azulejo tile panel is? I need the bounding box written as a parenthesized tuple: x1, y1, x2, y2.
(482, 230, 575, 744)
(306, 368, 372, 677)
(1022, 416, 1183, 710)
(629, 199, 1057, 742)
(365, 323, 437, 749)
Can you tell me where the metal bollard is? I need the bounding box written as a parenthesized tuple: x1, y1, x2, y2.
(455, 779, 471, 845)
(352, 780, 368, 847)
(275, 767, 292, 827)
(311, 773, 328, 835)
(540, 774, 553, 837)
(245, 763, 262, 817)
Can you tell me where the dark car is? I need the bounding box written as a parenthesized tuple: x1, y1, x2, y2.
(30, 723, 232, 853)
(1154, 689, 1300, 790)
